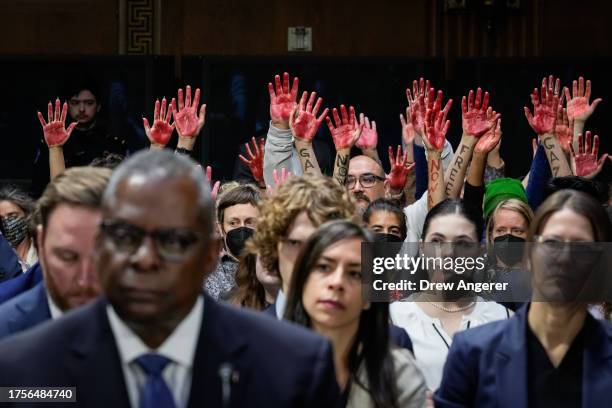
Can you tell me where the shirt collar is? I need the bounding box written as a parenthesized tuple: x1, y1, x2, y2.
(275, 290, 286, 320)
(45, 288, 64, 320)
(107, 296, 204, 367)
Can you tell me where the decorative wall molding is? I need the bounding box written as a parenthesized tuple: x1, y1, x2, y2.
(118, 0, 161, 54)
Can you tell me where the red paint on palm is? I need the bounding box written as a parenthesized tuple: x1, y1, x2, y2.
(143, 98, 175, 146)
(564, 77, 602, 121)
(37, 99, 76, 147)
(326, 105, 362, 150)
(400, 107, 417, 146)
(524, 84, 559, 135)
(405, 78, 431, 135)
(268, 72, 299, 123)
(461, 88, 495, 137)
(387, 145, 414, 190)
(554, 107, 573, 153)
(356, 113, 378, 150)
(172, 86, 206, 138)
(570, 131, 608, 178)
(239, 137, 266, 182)
(422, 90, 452, 152)
(474, 115, 502, 154)
(290, 91, 328, 142)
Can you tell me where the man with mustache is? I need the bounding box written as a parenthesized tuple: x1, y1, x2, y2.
(0, 167, 111, 338)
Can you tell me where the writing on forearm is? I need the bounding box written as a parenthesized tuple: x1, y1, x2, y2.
(333, 151, 350, 186)
(299, 148, 315, 172)
(541, 134, 570, 177)
(445, 143, 472, 197)
(428, 156, 442, 209)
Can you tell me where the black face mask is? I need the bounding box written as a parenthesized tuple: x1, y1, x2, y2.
(0, 215, 28, 248)
(225, 227, 254, 259)
(374, 233, 404, 243)
(493, 234, 526, 266)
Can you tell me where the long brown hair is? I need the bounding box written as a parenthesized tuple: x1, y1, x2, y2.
(229, 251, 268, 310)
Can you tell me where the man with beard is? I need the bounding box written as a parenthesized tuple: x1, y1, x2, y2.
(0, 167, 111, 338)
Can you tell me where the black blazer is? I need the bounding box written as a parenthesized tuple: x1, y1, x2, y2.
(0, 295, 339, 408)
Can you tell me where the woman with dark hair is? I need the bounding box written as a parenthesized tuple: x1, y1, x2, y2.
(285, 220, 427, 408)
(435, 190, 612, 407)
(363, 198, 407, 241)
(228, 251, 280, 310)
(390, 198, 509, 390)
(0, 186, 37, 273)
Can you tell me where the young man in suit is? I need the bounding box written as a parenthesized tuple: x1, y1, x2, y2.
(0, 167, 111, 338)
(0, 149, 339, 408)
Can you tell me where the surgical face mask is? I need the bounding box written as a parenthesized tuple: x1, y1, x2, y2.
(0, 215, 29, 248)
(493, 234, 525, 266)
(374, 233, 404, 243)
(225, 227, 254, 259)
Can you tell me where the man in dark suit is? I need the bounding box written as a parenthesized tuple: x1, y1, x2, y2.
(0, 149, 338, 408)
(0, 167, 112, 338)
(0, 234, 21, 282)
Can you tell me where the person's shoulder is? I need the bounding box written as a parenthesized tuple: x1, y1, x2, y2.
(454, 314, 510, 350)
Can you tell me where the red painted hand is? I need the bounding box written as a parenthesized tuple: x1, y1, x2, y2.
(423, 106, 450, 152)
(387, 145, 415, 191)
(400, 106, 417, 146)
(474, 114, 502, 155)
(405, 78, 431, 135)
(569, 131, 608, 179)
(563, 77, 602, 122)
(289, 91, 328, 143)
(524, 83, 559, 135)
(266, 168, 293, 194)
(326, 105, 363, 150)
(356, 113, 378, 150)
(269, 72, 299, 125)
(554, 106, 574, 153)
(239, 137, 266, 183)
(143, 98, 175, 147)
(37, 99, 77, 147)
(461, 88, 496, 137)
(172, 85, 206, 138)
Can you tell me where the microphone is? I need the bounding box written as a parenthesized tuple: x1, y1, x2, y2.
(218, 362, 237, 408)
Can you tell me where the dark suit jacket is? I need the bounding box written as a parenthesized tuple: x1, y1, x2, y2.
(434, 305, 612, 408)
(0, 234, 21, 282)
(0, 295, 339, 408)
(0, 282, 50, 339)
(263, 302, 414, 353)
(0, 263, 43, 305)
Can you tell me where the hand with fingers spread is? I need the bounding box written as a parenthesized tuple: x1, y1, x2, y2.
(204, 166, 221, 200)
(289, 91, 328, 143)
(423, 91, 452, 153)
(554, 106, 574, 153)
(172, 85, 206, 141)
(475, 116, 502, 155)
(37, 99, 77, 147)
(269, 72, 299, 129)
(570, 131, 608, 179)
(326, 105, 363, 151)
(563, 76, 602, 122)
(239, 137, 266, 184)
(405, 77, 431, 136)
(143, 98, 175, 148)
(400, 106, 417, 146)
(266, 168, 293, 194)
(524, 83, 559, 136)
(462, 88, 497, 137)
(386, 145, 415, 191)
(356, 113, 378, 151)
(543, 74, 563, 107)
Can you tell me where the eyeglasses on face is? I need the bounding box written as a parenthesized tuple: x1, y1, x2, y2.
(100, 219, 203, 262)
(345, 173, 385, 189)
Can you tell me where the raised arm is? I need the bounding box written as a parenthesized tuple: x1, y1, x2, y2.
(239, 137, 266, 189)
(37, 99, 77, 179)
(290, 91, 328, 176)
(327, 105, 363, 185)
(386, 145, 415, 205)
(143, 98, 175, 150)
(564, 76, 602, 150)
(356, 113, 380, 164)
(422, 92, 451, 210)
(171, 85, 206, 155)
(569, 131, 609, 179)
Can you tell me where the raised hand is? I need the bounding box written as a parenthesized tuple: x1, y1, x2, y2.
(266, 168, 293, 194)
(356, 113, 378, 151)
(569, 131, 608, 179)
(37, 99, 77, 147)
(269, 72, 299, 128)
(554, 106, 574, 153)
(326, 105, 364, 150)
(205, 165, 221, 200)
(563, 77, 602, 122)
(400, 106, 417, 146)
(474, 115, 502, 155)
(387, 145, 415, 191)
(405, 78, 431, 135)
(461, 88, 497, 137)
(172, 85, 206, 138)
(423, 91, 452, 152)
(289, 91, 328, 142)
(543, 75, 563, 106)
(143, 98, 175, 148)
(239, 137, 266, 184)
(524, 83, 559, 135)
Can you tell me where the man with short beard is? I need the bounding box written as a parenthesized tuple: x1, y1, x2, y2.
(0, 167, 111, 338)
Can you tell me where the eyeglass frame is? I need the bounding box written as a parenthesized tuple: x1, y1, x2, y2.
(345, 173, 386, 189)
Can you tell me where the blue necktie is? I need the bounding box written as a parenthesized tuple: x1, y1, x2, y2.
(135, 353, 176, 408)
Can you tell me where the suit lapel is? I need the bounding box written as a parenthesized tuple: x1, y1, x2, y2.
(189, 295, 249, 407)
(495, 305, 528, 408)
(8, 283, 51, 333)
(583, 317, 612, 408)
(65, 299, 131, 408)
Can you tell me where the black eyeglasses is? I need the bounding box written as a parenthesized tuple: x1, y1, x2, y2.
(100, 219, 203, 262)
(345, 173, 385, 189)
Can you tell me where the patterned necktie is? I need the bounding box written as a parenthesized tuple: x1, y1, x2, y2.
(134, 353, 176, 408)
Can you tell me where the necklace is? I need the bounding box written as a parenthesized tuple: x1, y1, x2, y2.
(425, 296, 475, 313)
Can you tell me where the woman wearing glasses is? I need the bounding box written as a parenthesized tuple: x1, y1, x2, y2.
(285, 220, 427, 408)
(435, 190, 612, 407)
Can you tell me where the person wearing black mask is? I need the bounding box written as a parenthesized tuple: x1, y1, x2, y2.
(0, 186, 37, 276)
(204, 184, 261, 299)
(363, 198, 407, 243)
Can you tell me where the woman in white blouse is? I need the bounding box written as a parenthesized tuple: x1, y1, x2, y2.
(390, 199, 510, 390)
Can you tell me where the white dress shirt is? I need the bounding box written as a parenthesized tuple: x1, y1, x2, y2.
(390, 296, 510, 390)
(106, 296, 204, 408)
(275, 289, 286, 319)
